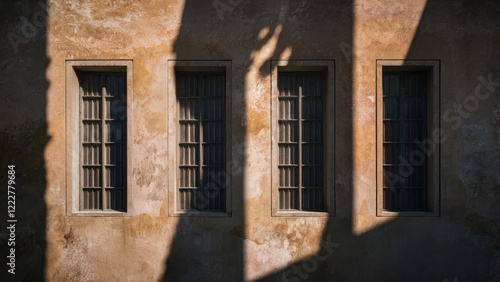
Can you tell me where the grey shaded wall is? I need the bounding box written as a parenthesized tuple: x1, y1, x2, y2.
(0, 0, 48, 281)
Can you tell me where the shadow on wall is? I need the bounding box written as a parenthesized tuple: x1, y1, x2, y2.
(0, 0, 49, 281)
(161, 0, 355, 281)
(163, 0, 500, 280)
(260, 0, 500, 281)
(0, 0, 497, 281)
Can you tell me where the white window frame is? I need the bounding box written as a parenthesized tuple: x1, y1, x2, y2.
(167, 60, 232, 217)
(271, 60, 335, 217)
(376, 59, 440, 217)
(65, 60, 133, 216)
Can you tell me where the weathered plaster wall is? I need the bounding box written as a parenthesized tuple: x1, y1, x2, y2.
(1, 0, 499, 281)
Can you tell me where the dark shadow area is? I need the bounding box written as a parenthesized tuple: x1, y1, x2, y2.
(0, 0, 49, 281)
(162, 1, 247, 280)
(401, 0, 500, 280)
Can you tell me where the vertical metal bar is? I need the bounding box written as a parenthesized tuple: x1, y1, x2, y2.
(178, 75, 182, 210)
(298, 74, 302, 211)
(422, 72, 427, 210)
(79, 72, 85, 210)
(221, 73, 226, 210)
(198, 73, 203, 210)
(398, 73, 404, 209)
(321, 72, 326, 211)
(398, 73, 403, 209)
(412, 74, 416, 210)
(122, 73, 127, 211)
(101, 74, 106, 210)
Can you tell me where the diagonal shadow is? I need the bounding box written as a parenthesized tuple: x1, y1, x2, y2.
(0, 0, 49, 281)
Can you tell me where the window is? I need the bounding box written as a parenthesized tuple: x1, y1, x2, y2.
(177, 72, 225, 211)
(66, 60, 133, 216)
(271, 60, 335, 217)
(167, 61, 232, 216)
(376, 60, 440, 217)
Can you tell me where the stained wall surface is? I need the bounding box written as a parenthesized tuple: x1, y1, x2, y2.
(0, 0, 499, 281)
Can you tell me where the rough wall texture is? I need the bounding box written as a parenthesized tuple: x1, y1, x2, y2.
(0, 0, 499, 281)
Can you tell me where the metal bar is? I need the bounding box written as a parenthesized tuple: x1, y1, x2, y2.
(422, 73, 427, 210)
(298, 74, 302, 211)
(101, 74, 106, 210)
(198, 73, 203, 210)
(79, 72, 85, 210)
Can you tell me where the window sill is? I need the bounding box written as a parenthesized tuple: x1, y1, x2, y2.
(272, 211, 333, 217)
(377, 210, 439, 217)
(168, 211, 231, 217)
(67, 211, 130, 217)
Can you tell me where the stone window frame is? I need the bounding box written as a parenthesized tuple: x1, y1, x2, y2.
(167, 60, 233, 217)
(65, 60, 134, 217)
(376, 59, 440, 217)
(271, 60, 336, 217)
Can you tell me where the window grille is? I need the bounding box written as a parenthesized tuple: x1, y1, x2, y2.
(177, 72, 226, 211)
(79, 71, 127, 211)
(278, 72, 325, 211)
(382, 71, 427, 211)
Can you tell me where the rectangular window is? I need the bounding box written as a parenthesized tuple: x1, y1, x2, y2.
(78, 71, 127, 211)
(376, 60, 440, 217)
(167, 61, 232, 216)
(177, 72, 226, 211)
(278, 72, 325, 211)
(382, 71, 427, 211)
(66, 60, 132, 216)
(271, 60, 335, 217)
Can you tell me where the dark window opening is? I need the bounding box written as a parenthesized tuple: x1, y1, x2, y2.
(382, 71, 427, 211)
(278, 72, 325, 212)
(177, 72, 226, 211)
